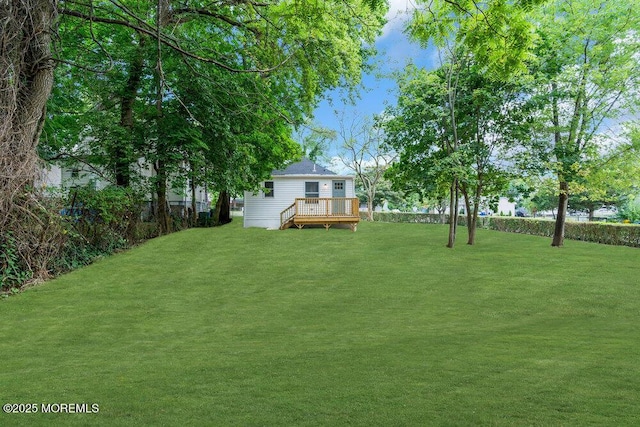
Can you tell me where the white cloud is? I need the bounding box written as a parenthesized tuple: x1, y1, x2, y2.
(328, 154, 397, 176)
(380, 0, 415, 39)
(328, 156, 353, 175)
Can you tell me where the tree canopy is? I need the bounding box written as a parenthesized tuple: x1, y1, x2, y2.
(387, 0, 640, 247)
(2, 0, 388, 283)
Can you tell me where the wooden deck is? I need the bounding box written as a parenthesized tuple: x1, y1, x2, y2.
(280, 198, 360, 231)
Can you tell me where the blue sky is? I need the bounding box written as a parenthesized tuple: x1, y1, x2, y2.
(311, 0, 437, 154)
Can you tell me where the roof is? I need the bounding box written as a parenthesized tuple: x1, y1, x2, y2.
(272, 158, 337, 176)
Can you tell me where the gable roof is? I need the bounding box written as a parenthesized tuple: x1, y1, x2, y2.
(272, 158, 337, 176)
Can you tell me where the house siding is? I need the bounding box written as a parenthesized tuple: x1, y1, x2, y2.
(38, 163, 62, 189)
(41, 160, 211, 212)
(244, 175, 356, 229)
(60, 165, 110, 190)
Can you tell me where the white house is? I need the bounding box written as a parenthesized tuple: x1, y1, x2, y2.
(453, 196, 517, 216)
(495, 197, 517, 216)
(39, 160, 211, 215)
(243, 158, 359, 230)
(39, 162, 110, 191)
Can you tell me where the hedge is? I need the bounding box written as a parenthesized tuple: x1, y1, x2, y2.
(362, 212, 640, 248)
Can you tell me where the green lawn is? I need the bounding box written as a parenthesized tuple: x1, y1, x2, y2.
(1, 221, 639, 426)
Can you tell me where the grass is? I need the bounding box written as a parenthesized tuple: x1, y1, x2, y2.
(1, 221, 639, 426)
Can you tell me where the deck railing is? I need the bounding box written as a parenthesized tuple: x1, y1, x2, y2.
(280, 202, 296, 227)
(280, 198, 360, 229)
(280, 197, 360, 227)
(294, 198, 359, 217)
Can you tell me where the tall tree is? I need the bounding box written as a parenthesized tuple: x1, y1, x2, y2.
(407, 0, 545, 78)
(384, 61, 464, 247)
(43, 0, 388, 223)
(295, 121, 336, 163)
(402, 0, 545, 246)
(337, 113, 396, 221)
(570, 127, 640, 220)
(524, 0, 640, 246)
(384, 50, 521, 246)
(1, 0, 56, 230)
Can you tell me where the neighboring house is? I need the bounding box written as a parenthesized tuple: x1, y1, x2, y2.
(495, 197, 517, 216)
(39, 160, 211, 215)
(38, 162, 62, 189)
(38, 162, 109, 191)
(42, 162, 111, 191)
(243, 158, 360, 231)
(444, 197, 516, 216)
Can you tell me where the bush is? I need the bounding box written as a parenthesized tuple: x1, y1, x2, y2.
(362, 212, 448, 224)
(51, 185, 151, 272)
(616, 198, 640, 223)
(65, 185, 144, 250)
(0, 192, 68, 293)
(364, 212, 640, 248)
(0, 233, 33, 290)
(485, 217, 555, 237)
(1, 185, 160, 295)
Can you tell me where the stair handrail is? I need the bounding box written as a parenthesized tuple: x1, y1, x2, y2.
(280, 202, 296, 228)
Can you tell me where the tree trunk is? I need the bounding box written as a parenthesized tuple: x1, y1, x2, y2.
(469, 182, 483, 245)
(154, 5, 170, 235)
(367, 197, 374, 221)
(447, 177, 458, 248)
(115, 36, 146, 187)
(552, 181, 569, 247)
(467, 215, 477, 245)
(213, 190, 232, 226)
(155, 160, 171, 234)
(550, 80, 568, 247)
(190, 177, 197, 226)
(1, 0, 57, 226)
(462, 187, 478, 246)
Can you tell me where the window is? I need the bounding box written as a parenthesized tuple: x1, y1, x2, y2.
(305, 181, 319, 198)
(264, 181, 274, 197)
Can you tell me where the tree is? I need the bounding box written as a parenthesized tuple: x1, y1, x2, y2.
(384, 49, 521, 247)
(47, 0, 387, 216)
(337, 113, 396, 221)
(384, 62, 460, 246)
(1, 1, 60, 287)
(3, 0, 388, 282)
(1, 0, 56, 230)
(407, 0, 545, 78)
(41, 23, 151, 189)
(524, 0, 640, 246)
(295, 121, 336, 163)
(570, 127, 640, 220)
(401, 0, 547, 247)
(449, 53, 519, 245)
(355, 175, 421, 212)
(526, 177, 560, 218)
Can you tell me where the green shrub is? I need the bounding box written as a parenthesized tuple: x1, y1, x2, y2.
(0, 233, 33, 290)
(2, 186, 163, 295)
(486, 217, 555, 237)
(64, 185, 146, 249)
(616, 198, 640, 223)
(365, 212, 640, 248)
(362, 212, 448, 224)
(50, 185, 152, 278)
